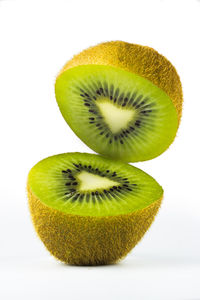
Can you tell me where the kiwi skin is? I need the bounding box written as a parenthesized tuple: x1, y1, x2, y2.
(58, 41, 183, 122)
(28, 186, 162, 266)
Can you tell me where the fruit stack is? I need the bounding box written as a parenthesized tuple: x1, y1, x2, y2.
(27, 41, 183, 265)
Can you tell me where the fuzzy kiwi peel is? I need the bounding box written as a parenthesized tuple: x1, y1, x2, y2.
(27, 153, 163, 266)
(55, 41, 183, 163)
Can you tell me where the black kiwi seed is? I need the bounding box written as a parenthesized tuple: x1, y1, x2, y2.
(123, 130, 127, 137)
(139, 100, 146, 106)
(135, 120, 141, 127)
(79, 194, 84, 203)
(96, 90, 101, 95)
(86, 194, 90, 202)
(62, 170, 68, 174)
(71, 197, 77, 203)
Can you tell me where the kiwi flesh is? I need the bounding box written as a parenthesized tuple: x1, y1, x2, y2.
(28, 152, 163, 265)
(55, 41, 183, 163)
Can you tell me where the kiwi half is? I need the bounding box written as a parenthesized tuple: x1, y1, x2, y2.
(28, 153, 163, 265)
(55, 41, 183, 163)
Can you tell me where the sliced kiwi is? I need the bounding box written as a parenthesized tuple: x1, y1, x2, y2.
(55, 41, 182, 162)
(56, 65, 178, 162)
(55, 42, 182, 162)
(28, 153, 163, 265)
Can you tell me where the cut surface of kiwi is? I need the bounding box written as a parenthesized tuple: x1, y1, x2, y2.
(28, 152, 163, 217)
(55, 64, 178, 162)
(28, 153, 163, 265)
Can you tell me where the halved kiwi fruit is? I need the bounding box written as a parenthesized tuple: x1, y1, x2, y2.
(28, 152, 163, 266)
(55, 41, 183, 162)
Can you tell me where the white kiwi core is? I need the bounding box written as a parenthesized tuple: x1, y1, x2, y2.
(77, 171, 119, 192)
(96, 100, 135, 133)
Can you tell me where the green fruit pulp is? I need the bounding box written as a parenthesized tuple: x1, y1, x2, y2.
(28, 153, 163, 217)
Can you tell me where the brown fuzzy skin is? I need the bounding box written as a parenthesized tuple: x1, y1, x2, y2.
(28, 185, 162, 266)
(58, 41, 183, 122)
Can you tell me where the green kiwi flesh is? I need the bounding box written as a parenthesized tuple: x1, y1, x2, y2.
(55, 65, 178, 162)
(28, 153, 163, 217)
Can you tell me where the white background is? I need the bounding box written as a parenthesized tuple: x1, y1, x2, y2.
(0, 0, 200, 299)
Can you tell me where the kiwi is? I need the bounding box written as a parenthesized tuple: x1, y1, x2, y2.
(27, 152, 163, 266)
(55, 41, 183, 162)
